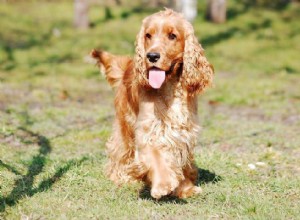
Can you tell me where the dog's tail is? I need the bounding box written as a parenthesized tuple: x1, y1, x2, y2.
(91, 49, 132, 88)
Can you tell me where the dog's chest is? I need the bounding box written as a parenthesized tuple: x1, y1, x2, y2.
(135, 90, 199, 149)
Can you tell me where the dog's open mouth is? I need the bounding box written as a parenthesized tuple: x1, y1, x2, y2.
(148, 67, 166, 89)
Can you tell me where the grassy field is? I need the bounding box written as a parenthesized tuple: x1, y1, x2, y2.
(1, 1, 300, 219)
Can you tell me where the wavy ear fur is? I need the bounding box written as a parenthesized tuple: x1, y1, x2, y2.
(134, 21, 149, 88)
(182, 22, 214, 95)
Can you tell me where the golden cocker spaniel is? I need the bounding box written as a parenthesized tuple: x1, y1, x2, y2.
(91, 9, 214, 199)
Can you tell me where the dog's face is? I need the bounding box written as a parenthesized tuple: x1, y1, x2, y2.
(135, 9, 213, 92)
(141, 14, 185, 88)
(143, 16, 185, 71)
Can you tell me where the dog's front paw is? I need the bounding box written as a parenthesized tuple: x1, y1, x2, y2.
(173, 178, 202, 198)
(176, 185, 202, 198)
(151, 179, 179, 199)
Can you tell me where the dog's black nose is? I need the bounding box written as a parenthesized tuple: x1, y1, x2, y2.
(146, 52, 160, 63)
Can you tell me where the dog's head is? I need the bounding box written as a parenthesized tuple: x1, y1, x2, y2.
(134, 9, 213, 94)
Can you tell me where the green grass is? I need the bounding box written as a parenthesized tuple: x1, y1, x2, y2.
(1, 1, 300, 219)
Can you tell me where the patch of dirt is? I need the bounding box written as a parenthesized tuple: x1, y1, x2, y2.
(204, 101, 300, 125)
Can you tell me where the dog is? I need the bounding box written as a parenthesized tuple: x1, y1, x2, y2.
(91, 8, 213, 199)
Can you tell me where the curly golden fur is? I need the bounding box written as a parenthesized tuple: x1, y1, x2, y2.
(91, 9, 213, 199)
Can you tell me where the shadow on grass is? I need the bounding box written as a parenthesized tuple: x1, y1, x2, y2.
(92, 6, 158, 26)
(0, 127, 88, 213)
(139, 186, 187, 204)
(138, 168, 221, 203)
(242, 0, 291, 10)
(0, 160, 21, 176)
(227, 5, 249, 21)
(0, 26, 53, 52)
(201, 18, 272, 47)
(0, 21, 70, 71)
(197, 168, 222, 185)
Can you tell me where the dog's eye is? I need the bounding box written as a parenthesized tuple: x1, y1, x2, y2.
(168, 33, 177, 40)
(145, 33, 151, 39)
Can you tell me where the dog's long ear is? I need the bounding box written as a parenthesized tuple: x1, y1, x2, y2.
(182, 22, 214, 95)
(134, 20, 149, 88)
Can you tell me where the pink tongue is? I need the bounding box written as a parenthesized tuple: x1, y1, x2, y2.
(149, 69, 166, 89)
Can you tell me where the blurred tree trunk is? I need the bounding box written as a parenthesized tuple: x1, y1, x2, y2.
(74, 0, 90, 30)
(147, 0, 158, 7)
(145, 0, 166, 7)
(175, 0, 197, 22)
(206, 0, 227, 23)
